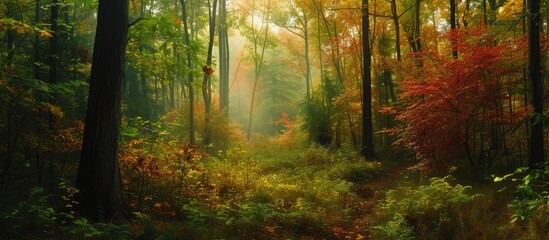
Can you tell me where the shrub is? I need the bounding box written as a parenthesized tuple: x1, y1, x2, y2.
(496, 162, 549, 239)
(1, 186, 129, 239)
(372, 176, 480, 239)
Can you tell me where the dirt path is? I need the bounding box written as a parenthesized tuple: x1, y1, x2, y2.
(333, 160, 417, 239)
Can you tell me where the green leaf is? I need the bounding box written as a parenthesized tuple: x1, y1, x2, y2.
(121, 127, 139, 137)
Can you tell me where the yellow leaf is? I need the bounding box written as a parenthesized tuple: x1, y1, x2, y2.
(48, 104, 64, 119)
(40, 30, 53, 38)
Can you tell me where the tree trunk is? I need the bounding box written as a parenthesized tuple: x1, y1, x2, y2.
(246, 0, 270, 141)
(304, 14, 311, 100)
(218, 0, 229, 116)
(450, 0, 458, 59)
(362, 0, 375, 158)
(528, 0, 544, 167)
(76, 0, 129, 220)
(390, 0, 401, 61)
(180, 0, 195, 144)
(202, 0, 217, 145)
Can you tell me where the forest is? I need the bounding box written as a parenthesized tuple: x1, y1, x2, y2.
(0, 0, 548, 239)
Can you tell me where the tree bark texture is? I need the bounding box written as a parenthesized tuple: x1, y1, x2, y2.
(76, 0, 129, 220)
(528, 0, 544, 167)
(362, 0, 375, 158)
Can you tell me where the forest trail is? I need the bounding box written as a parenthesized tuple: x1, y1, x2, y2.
(336, 158, 417, 239)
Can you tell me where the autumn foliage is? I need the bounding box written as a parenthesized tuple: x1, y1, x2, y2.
(397, 28, 529, 169)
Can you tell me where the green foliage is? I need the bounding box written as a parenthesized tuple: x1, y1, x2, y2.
(300, 77, 341, 146)
(1, 186, 129, 239)
(236, 202, 276, 229)
(373, 213, 416, 240)
(495, 162, 549, 238)
(372, 176, 480, 239)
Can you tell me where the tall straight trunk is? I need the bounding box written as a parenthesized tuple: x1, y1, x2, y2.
(314, 0, 324, 83)
(450, 0, 458, 59)
(218, 0, 229, 116)
(180, 0, 195, 144)
(202, 0, 217, 145)
(528, 0, 544, 167)
(415, 0, 422, 52)
(362, 0, 374, 158)
(482, 0, 488, 27)
(390, 0, 401, 61)
(462, 0, 470, 27)
(246, 0, 270, 141)
(303, 14, 311, 100)
(76, 0, 129, 220)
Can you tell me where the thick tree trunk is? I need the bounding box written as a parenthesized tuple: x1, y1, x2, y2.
(362, 0, 375, 158)
(76, 0, 129, 220)
(528, 0, 544, 167)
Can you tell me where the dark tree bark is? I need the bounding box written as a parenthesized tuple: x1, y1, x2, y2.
(450, 0, 458, 59)
(202, 0, 217, 145)
(528, 0, 544, 167)
(362, 0, 374, 158)
(180, 0, 195, 144)
(75, 0, 129, 220)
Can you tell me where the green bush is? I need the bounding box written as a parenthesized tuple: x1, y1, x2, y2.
(496, 162, 549, 239)
(372, 176, 480, 239)
(302, 145, 334, 165)
(1, 186, 129, 239)
(373, 213, 416, 240)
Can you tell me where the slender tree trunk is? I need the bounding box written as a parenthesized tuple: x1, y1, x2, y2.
(450, 0, 458, 59)
(362, 0, 374, 158)
(218, 0, 229, 116)
(482, 0, 488, 27)
(390, 0, 401, 61)
(415, 0, 422, 52)
(246, 0, 270, 141)
(528, 0, 544, 167)
(304, 15, 311, 100)
(462, 0, 470, 27)
(202, 0, 217, 145)
(180, 0, 195, 144)
(76, 0, 129, 220)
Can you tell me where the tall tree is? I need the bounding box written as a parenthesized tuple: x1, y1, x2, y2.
(180, 0, 195, 144)
(390, 0, 401, 61)
(202, 0, 218, 144)
(450, 0, 458, 59)
(76, 0, 129, 220)
(246, 0, 271, 141)
(218, 0, 229, 116)
(362, 0, 374, 158)
(528, 0, 544, 167)
(273, 0, 312, 100)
